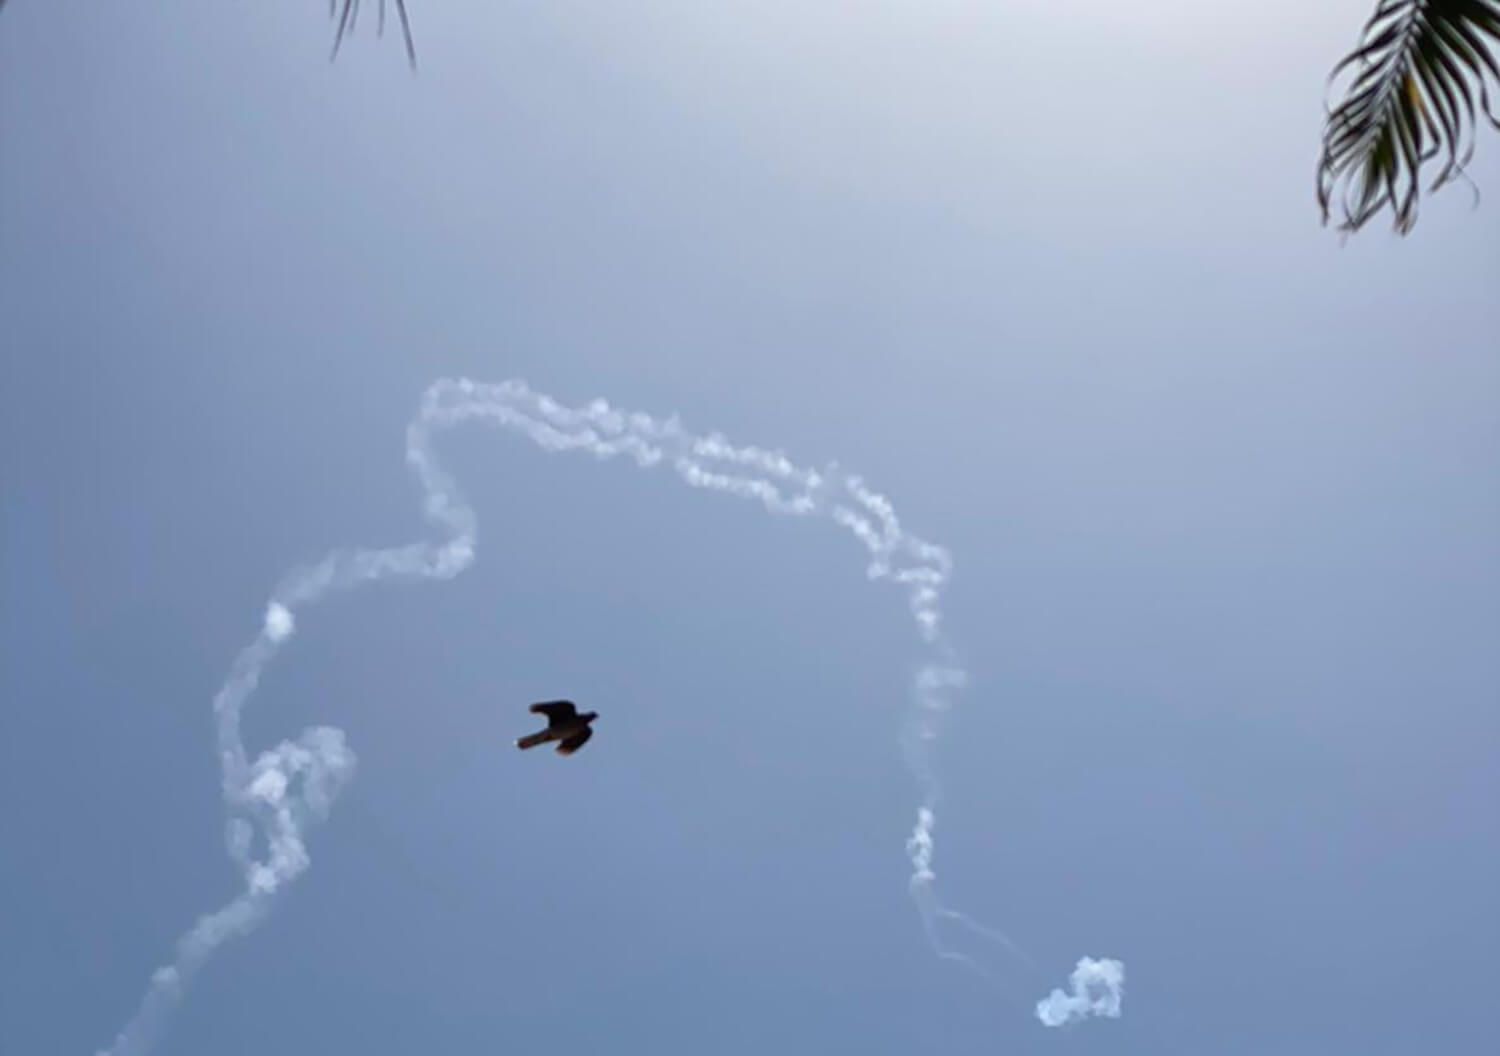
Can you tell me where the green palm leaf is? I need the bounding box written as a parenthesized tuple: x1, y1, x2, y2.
(1319, 0, 1500, 234)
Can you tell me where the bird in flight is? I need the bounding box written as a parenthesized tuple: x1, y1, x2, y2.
(516, 700, 598, 755)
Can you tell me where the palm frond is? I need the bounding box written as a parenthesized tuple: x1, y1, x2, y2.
(331, 0, 418, 71)
(1318, 0, 1500, 234)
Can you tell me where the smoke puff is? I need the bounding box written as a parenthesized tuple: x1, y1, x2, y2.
(1035, 956, 1126, 1027)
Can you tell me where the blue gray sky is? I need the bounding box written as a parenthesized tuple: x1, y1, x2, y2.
(2, 3, 1497, 1055)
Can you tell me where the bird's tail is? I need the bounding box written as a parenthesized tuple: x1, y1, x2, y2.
(516, 730, 552, 750)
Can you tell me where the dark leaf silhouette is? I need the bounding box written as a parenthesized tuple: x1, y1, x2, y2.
(1318, 0, 1500, 234)
(331, 0, 417, 70)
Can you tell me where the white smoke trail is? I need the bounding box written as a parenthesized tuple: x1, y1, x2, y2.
(1035, 957, 1126, 1027)
(97, 376, 1054, 1055)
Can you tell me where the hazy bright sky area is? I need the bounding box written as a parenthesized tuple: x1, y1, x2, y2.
(2, 2, 1497, 1055)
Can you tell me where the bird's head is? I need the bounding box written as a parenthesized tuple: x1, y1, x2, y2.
(582, 711, 599, 723)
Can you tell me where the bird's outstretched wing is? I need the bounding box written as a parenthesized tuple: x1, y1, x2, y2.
(530, 700, 577, 723)
(556, 727, 593, 755)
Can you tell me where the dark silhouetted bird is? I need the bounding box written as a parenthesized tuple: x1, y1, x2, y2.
(515, 700, 598, 755)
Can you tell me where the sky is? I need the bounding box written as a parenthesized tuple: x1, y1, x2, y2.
(2, 2, 1498, 1055)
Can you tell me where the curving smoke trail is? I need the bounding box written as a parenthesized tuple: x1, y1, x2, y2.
(97, 377, 1100, 1055)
